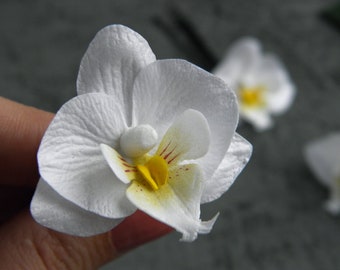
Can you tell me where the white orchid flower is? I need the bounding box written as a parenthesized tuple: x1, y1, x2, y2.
(304, 133, 340, 215)
(30, 25, 252, 242)
(213, 37, 295, 131)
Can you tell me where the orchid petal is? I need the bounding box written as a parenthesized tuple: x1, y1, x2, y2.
(213, 37, 261, 89)
(241, 108, 273, 131)
(305, 134, 340, 215)
(126, 164, 217, 242)
(325, 172, 340, 215)
(256, 53, 289, 88)
(77, 25, 156, 124)
(304, 133, 340, 186)
(100, 143, 137, 184)
(38, 93, 136, 218)
(132, 59, 238, 180)
(156, 109, 210, 166)
(266, 82, 295, 115)
(325, 197, 340, 215)
(201, 133, 252, 203)
(257, 54, 296, 114)
(31, 179, 122, 236)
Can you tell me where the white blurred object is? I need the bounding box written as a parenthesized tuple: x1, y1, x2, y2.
(304, 133, 340, 215)
(213, 37, 296, 131)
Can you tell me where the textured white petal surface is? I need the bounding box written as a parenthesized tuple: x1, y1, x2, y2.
(132, 59, 238, 180)
(201, 133, 252, 203)
(100, 143, 134, 184)
(38, 93, 136, 218)
(126, 164, 216, 242)
(156, 109, 210, 165)
(77, 25, 156, 124)
(31, 179, 122, 236)
(213, 37, 261, 89)
(304, 133, 340, 186)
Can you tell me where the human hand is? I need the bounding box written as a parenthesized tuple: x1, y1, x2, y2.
(0, 97, 172, 269)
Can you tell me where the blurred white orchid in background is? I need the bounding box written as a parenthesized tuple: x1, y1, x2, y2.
(305, 133, 340, 215)
(213, 37, 296, 131)
(30, 25, 252, 242)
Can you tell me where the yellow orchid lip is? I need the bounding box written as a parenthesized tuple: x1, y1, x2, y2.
(136, 155, 169, 191)
(102, 144, 171, 192)
(238, 85, 266, 108)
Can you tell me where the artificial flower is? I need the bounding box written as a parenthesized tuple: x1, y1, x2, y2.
(304, 133, 340, 215)
(30, 25, 252, 241)
(213, 37, 295, 131)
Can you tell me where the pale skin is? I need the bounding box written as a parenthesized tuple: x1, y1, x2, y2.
(0, 97, 172, 270)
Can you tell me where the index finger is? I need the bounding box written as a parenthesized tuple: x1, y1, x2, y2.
(0, 97, 54, 187)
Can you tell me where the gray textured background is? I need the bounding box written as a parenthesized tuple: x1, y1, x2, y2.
(1, 0, 340, 269)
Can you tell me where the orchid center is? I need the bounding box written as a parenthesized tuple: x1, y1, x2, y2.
(136, 155, 169, 191)
(101, 109, 211, 194)
(238, 85, 266, 108)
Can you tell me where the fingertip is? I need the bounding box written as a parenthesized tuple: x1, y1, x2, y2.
(0, 210, 117, 269)
(110, 210, 173, 254)
(0, 209, 172, 269)
(0, 97, 54, 186)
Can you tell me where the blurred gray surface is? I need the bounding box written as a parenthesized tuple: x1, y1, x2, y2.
(1, 0, 340, 269)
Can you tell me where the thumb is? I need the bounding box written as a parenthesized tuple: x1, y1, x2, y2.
(0, 97, 172, 269)
(0, 97, 171, 270)
(0, 210, 171, 270)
